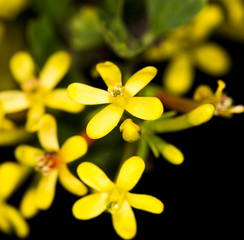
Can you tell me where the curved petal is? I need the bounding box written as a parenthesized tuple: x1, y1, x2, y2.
(0, 162, 28, 200)
(4, 205, 30, 238)
(0, 90, 29, 113)
(20, 186, 39, 219)
(124, 66, 157, 96)
(126, 193, 164, 214)
(60, 136, 88, 163)
(9, 51, 35, 84)
(45, 89, 85, 113)
(125, 97, 163, 120)
(163, 52, 194, 95)
(112, 201, 137, 240)
(59, 164, 88, 196)
(77, 162, 115, 192)
(39, 51, 71, 89)
(35, 169, 59, 210)
(96, 61, 122, 87)
(87, 104, 124, 139)
(67, 83, 110, 105)
(15, 144, 44, 167)
(194, 43, 231, 76)
(26, 104, 45, 132)
(116, 156, 145, 191)
(72, 193, 107, 220)
(37, 114, 59, 152)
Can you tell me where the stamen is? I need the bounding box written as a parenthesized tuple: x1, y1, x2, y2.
(106, 187, 126, 214)
(36, 152, 58, 175)
(22, 78, 39, 93)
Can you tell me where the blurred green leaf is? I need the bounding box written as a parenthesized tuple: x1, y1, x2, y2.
(144, 0, 206, 42)
(26, 16, 63, 66)
(69, 6, 104, 51)
(32, 0, 73, 23)
(102, 17, 144, 58)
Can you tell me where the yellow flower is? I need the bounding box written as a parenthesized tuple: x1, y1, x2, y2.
(120, 119, 141, 143)
(0, 162, 29, 238)
(0, 0, 29, 20)
(72, 156, 164, 239)
(15, 114, 88, 215)
(0, 103, 32, 146)
(145, 4, 231, 95)
(67, 61, 164, 139)
(0, 51, 84, 132)
(193, 80, 244, 117)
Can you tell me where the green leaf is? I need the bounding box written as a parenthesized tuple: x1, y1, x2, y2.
(32, 0, 73, 23)
(102, 18, 144, 58)
(145, 0, 207, 41)
(69, 6, 104, 51)
(26, 16, 63, 66)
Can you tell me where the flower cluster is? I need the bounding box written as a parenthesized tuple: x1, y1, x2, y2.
(0, 0, 243, 239)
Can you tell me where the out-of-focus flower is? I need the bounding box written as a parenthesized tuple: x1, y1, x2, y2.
(120, 119, 141, 143)
(215, 0, 244, 41)
(72, 156, 164, 239)
(193, 80, 244, 117)
(145, 4, 231, 95)
(0, 0, 29, 20)
(0, 51, 84, 132)
(0, 162, 29, 238)
(68, 61, 163, 139)
(0, 103, 32, 146)
(15, 114, 88, 216)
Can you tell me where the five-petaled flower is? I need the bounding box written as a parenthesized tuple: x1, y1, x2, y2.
(0, 162, 30, 238)
(67, 61, 164, 139)
(72, 156, 164, 239)
(15, 114, 88, 215)
(0, 51, 84, 132)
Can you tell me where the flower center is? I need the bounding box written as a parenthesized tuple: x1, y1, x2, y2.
(22, 78, 47, 105)
(108, 85, 130, 107)
(216, 94, 233, 114)
(106, 187, 126, 214)
(36, 152, 58, 175)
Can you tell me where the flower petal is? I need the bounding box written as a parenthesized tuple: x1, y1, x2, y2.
(0, 162, 28, 200)
(67, 83, 110, 105)
(116, 156, 145, 191)
(4, 205, 30, 238)
(39, 51, 71, 89)
(125, 97, 163, 120)
(15, 144, 44, 167)
(37, 114, 59, 152)
(26, 104, 45, 132)
(126, 193, 164, 214)
(77, 162, 115, 192)
(72, 193, 107, 220)
(124, 66, 157, 96)
(60, 136, 88, 163)
(96, 61, 122, 87)
(35, 169, 59, 210)
(112, 201, 137, 240)
(0, 90, 29, 113)
(59, 164, 88, 196)
(87, 104, 124, 139)
(9, 51, 35, 84)
(194, 43, 231, 76)
(20, 186, 39, 219)
(45, 89, 85, 112)
(163, 52, 194, 95)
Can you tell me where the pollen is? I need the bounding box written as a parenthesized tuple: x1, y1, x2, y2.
(36, 152, 58, 175)
(108, 85, 130, 107)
